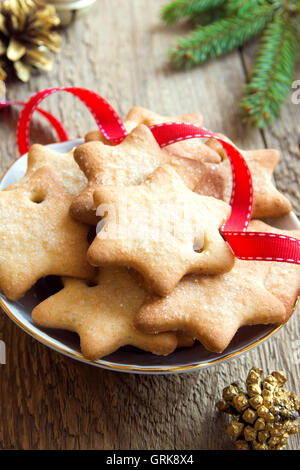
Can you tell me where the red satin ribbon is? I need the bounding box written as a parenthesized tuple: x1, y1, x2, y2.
(0, 100, 69, 142)
(16, 87, 127, 156)
(12, 86, 300, 266)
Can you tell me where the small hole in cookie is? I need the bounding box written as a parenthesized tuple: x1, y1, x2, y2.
(193, 236, 204, 253)
(30, 192, 45, 204)
(86, 279, 98, 287)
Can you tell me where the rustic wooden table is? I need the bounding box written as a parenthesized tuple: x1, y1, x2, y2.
(0, 0, 299, 450)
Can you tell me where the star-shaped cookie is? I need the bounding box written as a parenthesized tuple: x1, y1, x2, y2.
(71, 124, 226, 225)
(88, 164, 234, 296)
(6, 144, 87, 196)
(167, 155, 227, 202)
(206, 137, 292, 219)
(85, 105, 221, 163)
(0, 166, 95, 300)
(134, 234, 286, 353)
(71, 124, 172, 225)
(250, 220, 300, 321)
(32, 267, 178, 360)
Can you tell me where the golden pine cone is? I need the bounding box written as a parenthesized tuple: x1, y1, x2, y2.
(216, 367, 300, 450)
(0, 0, 61, 82)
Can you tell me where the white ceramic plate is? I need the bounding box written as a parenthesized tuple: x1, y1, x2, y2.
(1, 140, 299, 374)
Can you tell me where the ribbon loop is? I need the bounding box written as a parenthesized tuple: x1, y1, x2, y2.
(0, 100, 69, 144)
(150, 122, 253, 234)
(17, 87, 128, 155)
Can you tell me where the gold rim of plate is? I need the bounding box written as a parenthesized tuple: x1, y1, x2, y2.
(0, 144, 293, 374)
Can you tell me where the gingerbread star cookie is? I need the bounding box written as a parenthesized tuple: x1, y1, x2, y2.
(169, 156, 227, 202)
(88, 164, 234, 296)
(127, 267, 195, 348)
(71, 124, 226, 225)
(134, 237, 286, 353)
(206, 137, 292, 219)
(6, 144, 87, 196)
(0, 166, 95, 300)
(250, 220, 300, 321)
(71, 125, 172, 225)
(85, 105, 221, 164)
(32, 267, 178, 360)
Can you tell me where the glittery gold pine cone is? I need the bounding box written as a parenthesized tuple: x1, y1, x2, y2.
(216, 367, 300, 450)
(0, 0, 61, 82)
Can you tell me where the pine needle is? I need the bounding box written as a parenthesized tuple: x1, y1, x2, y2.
(226, 0, 267, 16)
(241, 12, 299, 127)
(169, 5, 274, 68)
(161, 0, 226, 24)
(193, 7, 227, 25)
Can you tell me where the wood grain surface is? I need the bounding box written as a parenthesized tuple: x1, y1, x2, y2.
(0, 0, 299, 450)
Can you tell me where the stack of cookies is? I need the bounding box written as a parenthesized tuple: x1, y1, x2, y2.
(0, 106, 299, 360)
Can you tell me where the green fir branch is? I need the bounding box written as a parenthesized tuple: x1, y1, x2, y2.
(161, 0, 226, 24)
(169, 5, 274, 68)
(162, 0, 300, 127)
(241, 11, 299, 127)
(226, 0, 267, 16)
(193, 6, 228, 25)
